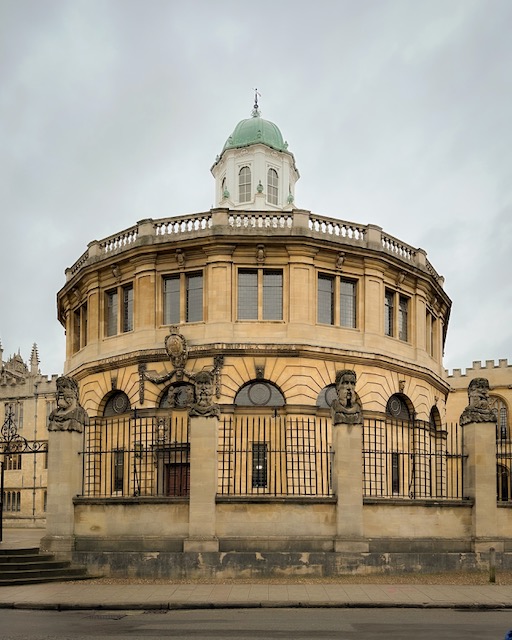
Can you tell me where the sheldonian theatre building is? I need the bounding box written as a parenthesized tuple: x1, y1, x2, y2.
(25, 102, 512, 577)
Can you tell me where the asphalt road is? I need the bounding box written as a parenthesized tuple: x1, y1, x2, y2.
(1, 608, 512, 639)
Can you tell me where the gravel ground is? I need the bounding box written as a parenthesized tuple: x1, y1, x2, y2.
(76, 571, 512, 586)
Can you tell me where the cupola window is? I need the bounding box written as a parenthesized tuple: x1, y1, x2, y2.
(238, 166, 251, 203)
(267, 168, 278, 205)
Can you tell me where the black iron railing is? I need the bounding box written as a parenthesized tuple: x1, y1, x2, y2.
(217, 415, 333, 497)
(80, 413, 190, 498)
(363, 419, 465, 500)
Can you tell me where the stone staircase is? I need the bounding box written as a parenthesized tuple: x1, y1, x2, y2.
(0, 547, 91, 586)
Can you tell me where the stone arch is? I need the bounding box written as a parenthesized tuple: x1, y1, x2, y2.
(386, 393, 414, 421)
(159, 382, 195, 409)
(102, 390, 131, 417)
(429, 405, 442, 429)
(234, 379, 285, 407)
(316, 384, 337, 409)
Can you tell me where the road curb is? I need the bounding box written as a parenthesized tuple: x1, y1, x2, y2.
(0, 600, 511, 611)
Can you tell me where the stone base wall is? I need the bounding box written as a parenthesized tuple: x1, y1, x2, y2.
(72, 549, 512, 580)
(72, 500, 479, 551)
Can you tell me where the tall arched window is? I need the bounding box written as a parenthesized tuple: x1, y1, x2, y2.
(267, 168, 278, 205)
(497, 464, 510, 502)
(429, 406, 441, 430)
(490, 396, 509, 439)
(239, 166, 251, 203)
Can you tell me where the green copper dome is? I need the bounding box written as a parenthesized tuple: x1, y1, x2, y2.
(223, 108, 288, 153)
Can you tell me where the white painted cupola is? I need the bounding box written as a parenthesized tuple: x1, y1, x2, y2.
(211, 96, 299, 211)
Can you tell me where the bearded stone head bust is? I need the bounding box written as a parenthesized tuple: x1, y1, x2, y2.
(48, 376, 89, 433)
(331, 369, 362, 425)
(459, 377, 497, 427)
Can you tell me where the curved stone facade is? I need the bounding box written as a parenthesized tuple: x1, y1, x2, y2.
(58, 209, 451, 423)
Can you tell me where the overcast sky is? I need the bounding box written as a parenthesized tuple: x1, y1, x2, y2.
(1, 0, 511, 376)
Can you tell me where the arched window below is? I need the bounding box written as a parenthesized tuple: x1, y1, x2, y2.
(316, 384, 338, 409)
(103, 391, 131, 417)
(429, 406, 441, 430)
(159, 382, 195, 409)
(235, 380, 285, 407)
(238, 166, 251, 203)
(267, 168, 278, 205)
(386, 394, 413, 421)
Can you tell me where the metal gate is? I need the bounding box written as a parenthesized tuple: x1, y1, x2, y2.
(0, 407, 47, 541)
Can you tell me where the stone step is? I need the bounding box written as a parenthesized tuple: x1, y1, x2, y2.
(0, 547, 40, 556)
(0, 553, 56, 564)
(0, 547, 93, 586)
(0, 572, 94, 587)
(0, 560, 72, 571)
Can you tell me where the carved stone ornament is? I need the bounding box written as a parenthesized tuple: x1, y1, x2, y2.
(189, 370, 220, 418)
(165, 327, 189, 375)
(459, 377, 497, 426)
(331, 369, 362, 426)
(138, 328, 224, 412)
(175, 249, 185, 268)
(336, 252, 345, 271)
(48, 376, 89, 434)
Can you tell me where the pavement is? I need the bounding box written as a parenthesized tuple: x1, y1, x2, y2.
(1, 528, 512, 612)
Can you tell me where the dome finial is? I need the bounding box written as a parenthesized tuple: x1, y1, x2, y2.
(252, 87, 261, 117)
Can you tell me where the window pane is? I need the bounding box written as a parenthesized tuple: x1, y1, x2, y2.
(267, 168, 278, 205)
(73, 309, 81, 353)
(252, 443, 268, 488)
(82, 304, 88, 347)
(106, 289, 118, 337)
(263, 270, 282, 320)
(340, 279, 356, 328)
(186, 272, 203, 322)
(239, 166, 251, 203)
(122, 285, 133, 332)
(384, 290, 394, 337)
(238, 270, 258, 319)
(391, 452, 400, 495)
(163, 276, 180, 324)
(113, 450, 124, 493)
(399, 295, 408, 341)
(318, 274, 334, 325)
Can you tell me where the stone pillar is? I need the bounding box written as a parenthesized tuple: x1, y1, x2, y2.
(332, 421, 368, 552)
(40, 430, 83, 559)
(40, 375, 88, 560)
(464, 420, 502, 552)
(460, 377, 500, 552)
(183, 416, 219, 552)
(330, 369, 368, 552)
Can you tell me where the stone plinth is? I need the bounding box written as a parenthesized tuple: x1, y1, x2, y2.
(463, 420, 503, 552)
(184, 416, 219, 552)
(332, 422, 369, 552)
(40, 429, 83, 559)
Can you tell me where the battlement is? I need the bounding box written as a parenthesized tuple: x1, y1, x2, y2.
(446, 359, 511, 378)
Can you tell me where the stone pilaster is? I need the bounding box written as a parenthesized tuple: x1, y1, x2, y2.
(332, 421, 369, 552)
(40, 430, 82, 559)
(463, 420, 503, 552)
(183, 416, 219, 552)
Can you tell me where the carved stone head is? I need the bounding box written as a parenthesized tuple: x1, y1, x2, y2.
(460, 377, 497, 426)
(48, 376, 89, 433)
(332, 370, 362, 425)
(190, 371, 220, 418)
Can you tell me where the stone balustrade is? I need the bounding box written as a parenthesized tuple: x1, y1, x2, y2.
(65, 208, 443, 283)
